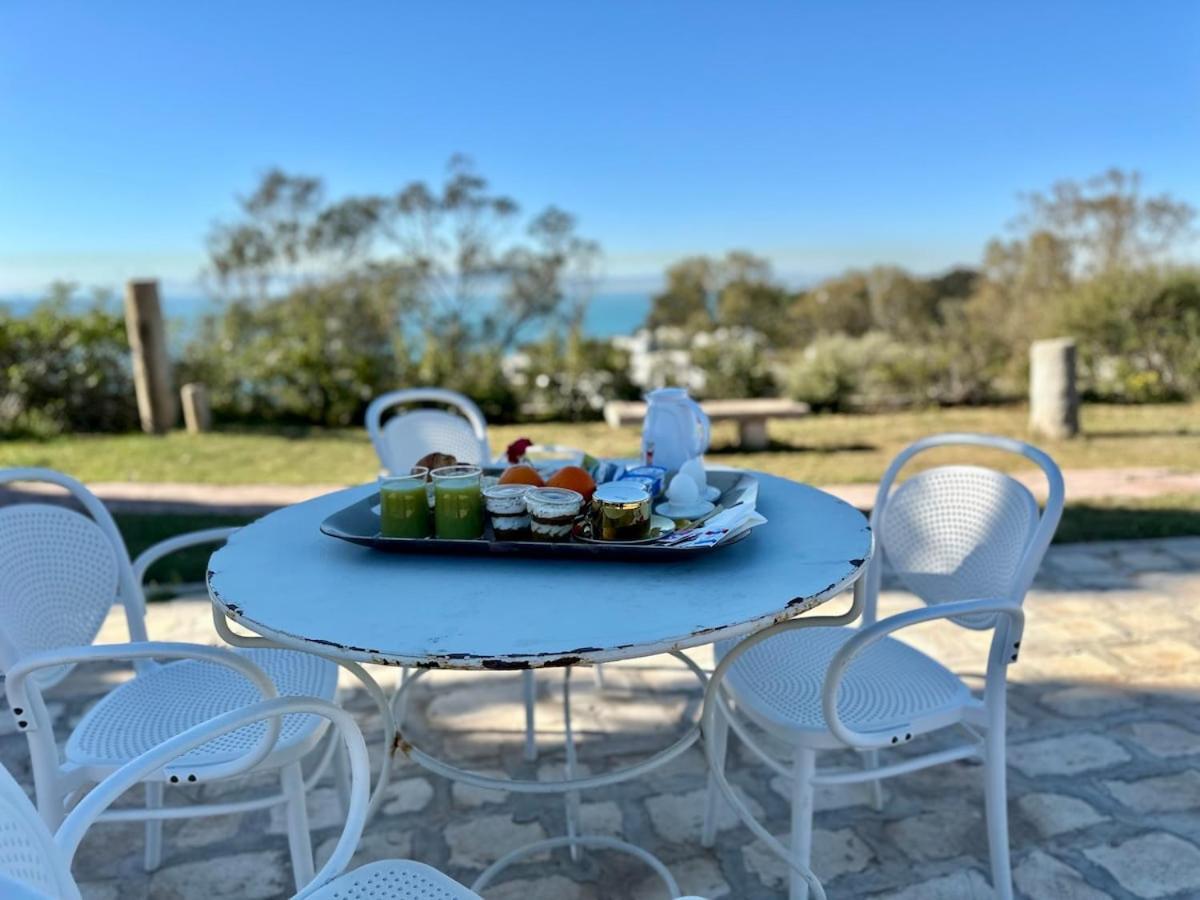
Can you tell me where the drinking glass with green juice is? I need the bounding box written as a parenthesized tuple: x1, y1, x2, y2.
(379, 468, 431, 538)
(431, 465, 484, 539)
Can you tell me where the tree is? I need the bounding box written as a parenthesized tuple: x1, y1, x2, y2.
(206, 156, 599, 354)
(714, 251, 795, 345)
(644, 256, 717, 331)
(197, 157, 600, 424)
(1015, 168, 1195, 275)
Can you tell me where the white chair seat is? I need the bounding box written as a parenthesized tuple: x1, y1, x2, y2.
(66, 648, 338, 774)
(308, 860, 480, 899)
(717, 627, 970, 748)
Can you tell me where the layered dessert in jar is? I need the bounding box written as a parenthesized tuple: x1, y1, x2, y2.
(525, 487, 584, 542)
(483, 484, 533, 540)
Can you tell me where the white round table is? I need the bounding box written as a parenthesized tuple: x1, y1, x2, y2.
(206, 471, 872, 894)
(207, 472, 872, 668)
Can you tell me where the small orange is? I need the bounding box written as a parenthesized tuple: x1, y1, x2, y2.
(547, 465, 596, 502)
(499, 464, 545, 487)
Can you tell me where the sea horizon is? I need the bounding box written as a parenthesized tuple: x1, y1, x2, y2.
(0, 289, 656, 344)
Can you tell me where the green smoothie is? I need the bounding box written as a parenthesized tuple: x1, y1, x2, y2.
(379, 473, 430, 538)
(431, 465, 484, 539)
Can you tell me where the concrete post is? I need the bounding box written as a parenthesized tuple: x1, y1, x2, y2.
(124, 279, 176, 434)
(180, 383, 212, 434)
(1030, 337, 1079, 439)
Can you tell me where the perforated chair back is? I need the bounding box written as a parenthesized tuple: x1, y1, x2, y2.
(865, 434, 1064, 630)
(878, 466, 1039, 629)
(0, 765, 80, 900)
(365, 389, 490, 473)
(0, 470, 138, 689)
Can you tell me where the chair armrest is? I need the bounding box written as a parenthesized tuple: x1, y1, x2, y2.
(5, 641, 277, 735)
(821, 598, 1024, 749)
(132, 526, 241, 585)
(56, 696, 370, 894)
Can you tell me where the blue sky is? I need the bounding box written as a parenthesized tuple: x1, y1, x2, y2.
(2, 1, 1198, 295)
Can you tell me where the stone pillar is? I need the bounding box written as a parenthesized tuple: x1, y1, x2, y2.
(180, 383, 212, 434)
(1030, 338, 1079, 439)
(124, 279, 176, 434)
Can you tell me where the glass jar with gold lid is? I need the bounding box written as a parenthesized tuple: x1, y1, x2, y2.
(590, 481, 652, 542)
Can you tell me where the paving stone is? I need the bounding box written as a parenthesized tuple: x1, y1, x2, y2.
(450, 769, 510, 808)
(632, 855, 730, 900)
(579, 800, 624, 835)
(488, 875, 590, 900)
(770, 773, 886, 811)
(171, 812, 242, 848)
(382, 776, 434, 814)
(1123, 720, 1200, 757)
(1117, 547, 1188, 572)
(1047, 550, 1123, 576)
(79, 883, 141, 900)
(741, 827, 873, 889)
(1022, 650, 1122, 681)
(149, 850, 289, 899)
(644, 786, 762, 844)
(268, 785, 345, 834)
(445, 813, 547, 868)
(1104, 769, 1200, 813)
(1009, 733, 1131, 777)
(314, 823, 412, 871)
(1084, 832, 1200, 898)
(868, 867, 993, 898)
(1038, 685, 1141, 718)
(1013, 850, 1109, 900)
(1108, 638, 1200, 672)
(883, 807, 981, 862)
(1017, 792, 1108, 837)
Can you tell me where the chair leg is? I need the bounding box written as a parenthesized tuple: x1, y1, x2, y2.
(333, 736, 352, 816)
(143, 782, 164, 872)
(984, 726, 1014, 900)
(522, 669, 538, 762)
(862, 749, 884, 810)
(27, 735, 65, 832)
(789, 747, 817, 900)
(700, 705, 730, 847)
(281, 761, 315, 890)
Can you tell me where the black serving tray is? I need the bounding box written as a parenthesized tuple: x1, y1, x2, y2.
(319, 469, 757, 561)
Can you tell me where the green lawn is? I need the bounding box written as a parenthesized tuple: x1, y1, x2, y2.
(4, 402, 1197, 562)
(3, 401, 1198, 486)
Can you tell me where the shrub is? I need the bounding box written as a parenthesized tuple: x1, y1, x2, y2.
(0, 287, 137, 436)
(180, 273, 409, 427)
(691, 327, 777, 399)
(516, 329, 638, 420)
(1054, 268, 1200, 401)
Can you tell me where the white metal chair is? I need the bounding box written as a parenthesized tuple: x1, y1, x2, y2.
(366, 388, 491, 473)
(0, 692, 715, 899)
(701, 434, 1064, 900)
(0, 467, 341, 889)
(363, 389, 542, 761)
(0, 694, 489, 899)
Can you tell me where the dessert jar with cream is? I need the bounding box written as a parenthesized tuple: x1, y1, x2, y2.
(525, 487, 584, 542)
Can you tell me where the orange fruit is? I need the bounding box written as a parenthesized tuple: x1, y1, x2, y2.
(547, 465, 596, 502)
(499, 464, 545, 487)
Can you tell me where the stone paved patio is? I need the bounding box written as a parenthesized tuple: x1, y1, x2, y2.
(4, 537, 1198, 899)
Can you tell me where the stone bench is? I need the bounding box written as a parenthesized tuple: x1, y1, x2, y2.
(603, 397, 811, 451)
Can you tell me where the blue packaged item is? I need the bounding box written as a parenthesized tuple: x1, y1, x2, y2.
(621, 465, 667, 497)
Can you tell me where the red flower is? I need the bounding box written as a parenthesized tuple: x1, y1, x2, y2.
(506, 437, 534, 464)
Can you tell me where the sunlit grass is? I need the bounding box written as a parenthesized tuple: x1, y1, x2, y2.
(3, 401, 1196, 486)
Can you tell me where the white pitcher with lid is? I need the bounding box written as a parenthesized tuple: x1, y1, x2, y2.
(641, 387, 711, 472)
